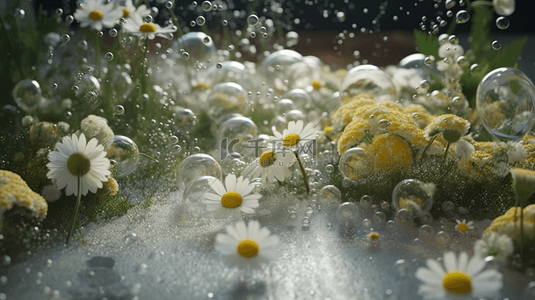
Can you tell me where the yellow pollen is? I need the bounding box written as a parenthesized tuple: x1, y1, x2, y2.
(88, 10, 104, 20)
(221, 191, 242, 208)
(259, 151, 276, 167)
(311, 80, 322, 90)
(283, 133, 300, 147)
(324, 126, 333, 134)
(139, 23, 157, 33)
(237, 239, 259, 258)
(457, 223, 468, 233)
(369, 232, 379, 241)
(442, 271, 471, 294)
(122, 8, 130, 18)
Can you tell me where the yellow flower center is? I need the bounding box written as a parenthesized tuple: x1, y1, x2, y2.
(88, 10, 104, 21)
(259, 151, 276, 167)
(442, 271, 471, 294)
(67, 153, 91, 176)
(122, 8, 130, 18)
(311, 80, 322, 90)
(283, 133, 300, 147)
(237, 239, 259, 258)
(369, 232, 379, 241)
(139, 23, 157, 33)
(457, 223, 468, 233)
(221, 191, 242, 208)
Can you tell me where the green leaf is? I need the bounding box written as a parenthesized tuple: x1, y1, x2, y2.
(413, 29, 439, 57)
(486, 36, 528, 70)
(470, 5, 493, 59)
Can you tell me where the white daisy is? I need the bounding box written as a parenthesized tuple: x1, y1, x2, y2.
(122, 14, 177, 40)
(455, 219, 475, 235)
(474, 232, 514, 260)
(47, 133, 111, 197)
(201, 173, 261, 218)
(215, 220, 280, 267)
(121, 0, 151, 20)
(74, 0, 123, 31)
(41, 185, 61, 202)
(242, 144, 295, 183)
(493, 0, 515, 16)
(415, 251, 503, 300)
(272, 120, 319, 152)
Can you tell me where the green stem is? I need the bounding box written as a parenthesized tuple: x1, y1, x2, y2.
(520, 205, 525, 262)
(66, 173, 83, 245)
(141, 38, 148, 95)
(442, 142, 451, 164)
(470, 0, 494, 7)
(140, 152, 160, 164)
(167, 7, 184, 38)
(294, 151, 310, 195)
(0, 13, 25, 78)
(95, 32, 101, 78)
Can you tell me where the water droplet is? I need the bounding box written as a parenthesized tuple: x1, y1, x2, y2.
(325, 164, 334, 173)
(61, 34, 70, 44)
(250, 32, 256, 38)
(456, 55, 468, 67)
(182, 52, 190, 60)
(216, 62, 223, 68)
(203, 36, 211, 44)
(496, 16, 510, 29)
(247, 14, 259, 26)
(301, 217, 310, 227)
(144, 15, 153, 23)
(165, 1, 174, 9)
(109, 28, 118, 37)
(66, 15, 74, 23)
(445, 0, 456, 9)
(55, 8, 63, 16)
(420, 80, 430, 90)
(456, 10, 470, 24)
(491, 40, 502, 50)
(190, 20, 196, 27)
(196, 16, 206, 26)
(105, 52, 114, 61)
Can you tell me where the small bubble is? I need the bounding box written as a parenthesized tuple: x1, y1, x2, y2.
(216, 62, 223, 68)
(491, 40, 502, 50)
(201, 1, 212, 11)
(182, 52, 190, 60)
(105, 52, 114, 61)
(66, 15, 74, 23)
(470, 63, 479, 73)
(325, 164, 334, 173)
(113, 105, 125, 115)
(109, 28, 118, 37)
(250, 32, 256, 38)
(496, 16, 510, 29)
(165, 1, 173, 9)
(61, 34, 70, 44)
(172, 144, 182, 153)
(55, 8, 63, 16)
(455, 10, 470, 24)
(190, 20, 196, 27)
(144, 15, 153, 23)
(203, 36, 211, 44)
(196, 16, 206, 26)
(247, 14, 259, 26)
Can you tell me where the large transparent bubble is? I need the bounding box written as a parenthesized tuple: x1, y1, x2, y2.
(173, 32, 216, 62)
(476, 67, 535, 141)
(107, 135, 140, 177)
(341, 65, 397, 102)
(216, 116, 258, 159)
(183, 176, 219, 203)
(259, 49, 304, 92)
(205, 61, 253, 89)
(338, 147, 369, 181)
(177, 154, 223, 190)
(391, 179, 435, 217)
(205, 82, 247, 120)
(12, 79, 42, 112)
(318, 185, 342, 206)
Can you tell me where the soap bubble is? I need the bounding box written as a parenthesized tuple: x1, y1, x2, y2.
(183, 176, 218, 203)
(12, 79, 42, 112)
(177, 154, 223, 190)
(196, 16, 206, 26)
(476, 67, 535, 141)
(113, 105, 125, 115)
(392, 179, 435, 216)
(173, 32, 216, 62)
(336, 202, 359, 225)
(339, 147, 369, 180)
(455, 10, 470, 24)
(341, 65, 398, 102)
(107, 135, 140, 177)
(205, 61, 252, 88)
(216, 116, 258, 157)
(173, 108, 195, 132)
(318, 185, 342, 205)
(247, 14, 259, 26)
(260, 49, 304, 89)
(206, 82, 247, 119)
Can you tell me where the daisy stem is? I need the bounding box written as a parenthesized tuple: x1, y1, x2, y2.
(66, 173, 83, 245)
(141, 38, 148, 95)
(520, 204, 525, 261)
(167, 7, 184, 38)
(442, 142, 451, 164)
(95, 32, 101, 78)
(419, 135, 438, 161)
(294, 151, 310, 195)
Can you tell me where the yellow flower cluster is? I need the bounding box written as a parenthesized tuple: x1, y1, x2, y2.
(484, 205, 535, 247)
(0, 170, 47, 219)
